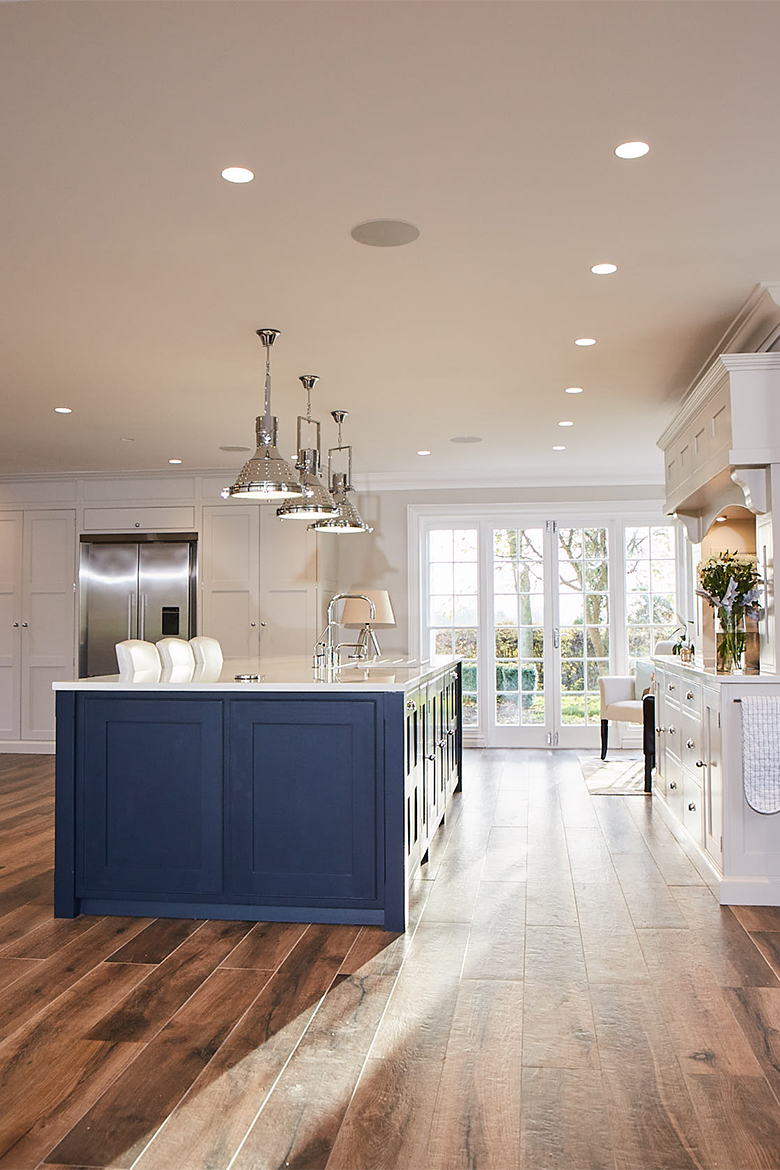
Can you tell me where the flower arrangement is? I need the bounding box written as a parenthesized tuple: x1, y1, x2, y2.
(696, 551, 764, 672)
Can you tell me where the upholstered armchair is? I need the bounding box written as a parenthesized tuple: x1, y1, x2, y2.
(598, 659, 656, 784)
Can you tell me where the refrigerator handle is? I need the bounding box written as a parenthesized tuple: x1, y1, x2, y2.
(140, 592, 147, 640)
(127, 593, 135, 640)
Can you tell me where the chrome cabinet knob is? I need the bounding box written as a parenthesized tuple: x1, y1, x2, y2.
(250, 622, 256, 627)
(669, 781, 677, 789)
(668, 725, 676, 735)
(686, 690, 694, 700)
(427, 753, 436, 761)
(695, 759, 706, 768)
(21, 622, 28, 628)
(12, 622, 19, 627)
(135, 522, 141, 528)
(406, 700, 415, 710)
(686, 738, 695, 750)
(668, 683, 675, 691)
(688, 802, 697, 811)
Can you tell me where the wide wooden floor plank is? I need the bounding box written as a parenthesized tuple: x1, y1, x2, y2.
(686, 1073, 780, 1169)
(425, 980, 523, 1169)
(520, 1067, 615, 1170)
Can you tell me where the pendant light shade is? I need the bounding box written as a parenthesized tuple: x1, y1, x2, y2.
(309, 410, 373, 534)
(225, 330, 307, 501)
(277, 376, 339, 520)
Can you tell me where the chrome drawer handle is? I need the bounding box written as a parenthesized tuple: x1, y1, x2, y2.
(695, 759, 706, 768)
(688, 802, 696, 812)
(669, 781, 677, 789)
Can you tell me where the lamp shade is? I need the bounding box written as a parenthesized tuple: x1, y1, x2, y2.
(340, 590, 396, 628)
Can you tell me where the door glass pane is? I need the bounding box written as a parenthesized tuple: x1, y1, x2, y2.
(625, 524, 677, 671)
(558, 526, 608, 727)
(493, 528, 545, 727)
(428, 528, 478, 725)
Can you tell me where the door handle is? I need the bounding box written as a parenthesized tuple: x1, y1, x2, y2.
(553, 627, 560, 649)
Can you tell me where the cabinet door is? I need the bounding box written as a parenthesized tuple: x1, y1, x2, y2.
(0, 512, 22, 741)
(200, 506, 260, 658)
(259, 509, 318, 657)
(79, 697, 223, 895)
(21, 511, 76, 740)
(228, 698, 380, 903)
(703, 696, 723, 864)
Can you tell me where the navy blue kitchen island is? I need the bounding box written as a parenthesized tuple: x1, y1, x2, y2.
(53, 657, 461, 932)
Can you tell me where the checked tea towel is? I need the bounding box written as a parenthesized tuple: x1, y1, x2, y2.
(741, 694, 780, 814)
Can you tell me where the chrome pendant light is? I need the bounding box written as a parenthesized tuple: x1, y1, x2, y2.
(224, 329, 308, 501)
(309, 410, 373, 534)
(277, 376, 339, 520)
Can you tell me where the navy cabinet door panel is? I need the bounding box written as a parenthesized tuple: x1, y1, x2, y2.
(78, 697, 223, 895)
(228, 699, 379, 902)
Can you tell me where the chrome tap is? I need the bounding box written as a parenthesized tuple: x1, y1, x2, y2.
(313, 592, 376, 676)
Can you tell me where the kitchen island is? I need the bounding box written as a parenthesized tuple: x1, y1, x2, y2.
(53, 656, 461, 931)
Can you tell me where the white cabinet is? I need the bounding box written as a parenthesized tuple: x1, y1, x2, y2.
(200, 506, 261, 659)
(654, 661, 720, 866)
(0, 510, 76, 749)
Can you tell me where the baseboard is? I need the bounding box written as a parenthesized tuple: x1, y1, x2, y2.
(719, 878, 780, 907)
(0, 741, 55, 755)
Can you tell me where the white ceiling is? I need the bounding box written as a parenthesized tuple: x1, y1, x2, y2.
(2, 0, 780, 485)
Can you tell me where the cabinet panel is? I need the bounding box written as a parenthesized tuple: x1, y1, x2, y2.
(21, 512, 76, 740)
(200, 506, 259, 657)
(228, 698, 379, 903)
(79, 698, 223, 895)
(0, 513, 22, 740)
(704, 695, 723, 864)
(683, 773, 703, 845)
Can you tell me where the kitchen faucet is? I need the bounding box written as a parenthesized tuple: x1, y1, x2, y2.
(313, 593, 376, 676)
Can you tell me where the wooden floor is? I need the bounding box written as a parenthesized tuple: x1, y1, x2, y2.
(3, 753, 780, 1169)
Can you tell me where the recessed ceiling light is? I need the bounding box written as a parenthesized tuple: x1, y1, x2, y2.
(120, 437, 135, 442)
(450, 435, 483, 444)
(221, 167, 254, 183)
(565, 387, 583, 395)
(552, 445, 566, 451)
(591, 263, 617, 275)
(417, 449, 432, 456)
(575, 338, 596, 347)
(351, 220, 420, 247)
(558, 420, 574, 427)
(219, 445, 252, 453)
(716, 516, 727, 523)
(54, 406, 72, 414)
(615, 141, 650, 159)
(168, 458, 183, 465)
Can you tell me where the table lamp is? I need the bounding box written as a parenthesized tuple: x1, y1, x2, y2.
(340, 590, 396, 659)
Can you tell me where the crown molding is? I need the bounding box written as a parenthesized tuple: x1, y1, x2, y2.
(719, 352, 780, 372)
(658, 282, 780, 451)
(352, 469, 664, 493)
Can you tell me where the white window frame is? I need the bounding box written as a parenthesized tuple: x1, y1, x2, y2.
(409, 500, 677, 748)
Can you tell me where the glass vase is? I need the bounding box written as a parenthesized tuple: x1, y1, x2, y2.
(716, 609, 746, 674)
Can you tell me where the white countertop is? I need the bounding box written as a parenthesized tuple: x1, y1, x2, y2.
(651, 654, 780, 687)
(53, 655, 461, 694)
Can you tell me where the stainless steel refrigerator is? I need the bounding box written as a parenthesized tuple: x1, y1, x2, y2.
(79, 534, 197, 677)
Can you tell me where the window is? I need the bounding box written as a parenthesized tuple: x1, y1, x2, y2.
(493, 528, 545, 726)
(558, 526, 609, 726)
(625, 525, 677, 668)
(428, 528, 479, 726)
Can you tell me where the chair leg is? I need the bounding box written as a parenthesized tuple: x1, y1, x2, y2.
(600, 719, 608, 760)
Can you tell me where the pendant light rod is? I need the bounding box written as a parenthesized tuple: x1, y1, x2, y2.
(256, 328, 280, 430)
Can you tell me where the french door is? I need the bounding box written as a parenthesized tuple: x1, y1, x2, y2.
(425, 517, 614, 748)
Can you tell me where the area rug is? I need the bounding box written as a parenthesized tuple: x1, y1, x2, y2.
(579, 754, 648, 795)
